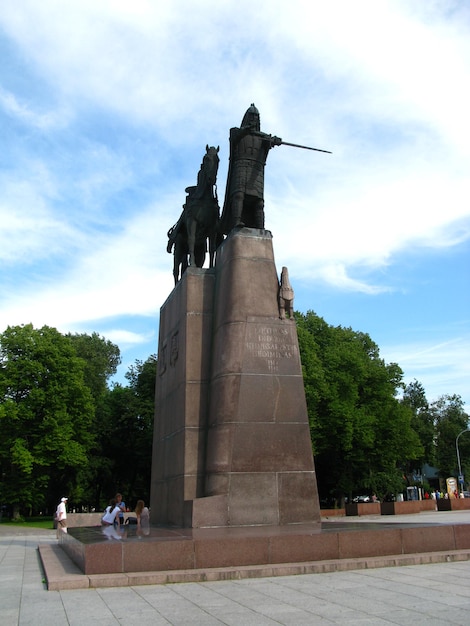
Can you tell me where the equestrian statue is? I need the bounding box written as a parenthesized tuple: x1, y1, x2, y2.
(167, 145, 221, 284)
(167, 106, 331, 283)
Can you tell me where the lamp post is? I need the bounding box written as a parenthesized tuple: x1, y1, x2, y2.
(456, 429, 469, 493)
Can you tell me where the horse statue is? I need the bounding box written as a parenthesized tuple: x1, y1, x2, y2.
(167, 220, 206, 285)
(167, 145, 221, 284)
(185, 145, 220, 268)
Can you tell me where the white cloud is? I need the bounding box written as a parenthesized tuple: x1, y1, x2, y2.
(0, 0, 468, 406)
(0, 178, 71, 264)
(90, 329, 153, 348)
(0, 86, 70, 129)
(382, 335, 470, 411)
(0, 195, 177, 331)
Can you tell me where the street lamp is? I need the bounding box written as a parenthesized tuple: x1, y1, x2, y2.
(455, 429, 469, 493)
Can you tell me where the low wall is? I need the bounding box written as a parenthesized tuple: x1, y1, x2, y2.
(65, 513, 103, 527)
(381, 499, 469, 515)
(346, 500, 438, 516)
(381, 501, 422, 515)
(320, 509, 345, 517)
(450, 498, 470, 511)
(55, 512, 137, 529)
(437, 498, 470, 511)
(420, 500, 437, 511)
(345, 502, 381, 516)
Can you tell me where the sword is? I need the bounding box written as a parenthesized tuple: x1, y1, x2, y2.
(278, 139, 332, 154)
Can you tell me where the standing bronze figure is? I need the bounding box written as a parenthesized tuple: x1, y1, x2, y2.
(220, 104, 281, 234)
(220, 103, 331, 235)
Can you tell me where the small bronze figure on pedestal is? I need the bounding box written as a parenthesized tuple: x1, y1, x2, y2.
(279, 266, 295, 320)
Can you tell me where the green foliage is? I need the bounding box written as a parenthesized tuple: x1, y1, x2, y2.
(362, 470, 406, 500)
(296, 311, 423, 502)
(0, 324, 95, 515)
(431, 395, 469, 480)
(0, 324, 154, 517)
(67, 332, 121, 401)
(1, 310, 466, 518)
(402, 380, 435, 467)
(85, 355, 157, 510)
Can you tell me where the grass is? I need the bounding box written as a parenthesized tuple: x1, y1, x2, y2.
(1, 518, 54, 529)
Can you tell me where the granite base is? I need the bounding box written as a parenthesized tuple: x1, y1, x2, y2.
(60, 520, 470, 576)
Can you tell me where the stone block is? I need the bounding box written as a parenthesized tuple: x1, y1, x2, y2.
(401, 525, 455, 553)
(279, 472, 319, 525)
(339, 528, 402, 559)
(228, 473, 279, 526)
(123, 538, 195, 572)
(454, 523, 470, 549)
(270, 530, 334, 563)
(194, 535, 270, 569)
(230, 423, 315, 473)
(189, 495, 229, 528)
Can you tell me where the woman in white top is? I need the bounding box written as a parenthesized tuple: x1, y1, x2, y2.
(101, 499, 122, 526)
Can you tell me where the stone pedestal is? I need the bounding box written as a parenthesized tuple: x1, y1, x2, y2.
(150, 268, 215, 527)
(150, 228, 320, 528)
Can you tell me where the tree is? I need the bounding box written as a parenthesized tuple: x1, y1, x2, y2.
(0, 324, 95, 517)
(64, 332, 121, 508)
(402, 380, 435, 465)
(432, 394, 469, 481)
(296, 311, 422, 504)
(90, 356, 157, 509)
(67, 332, 121, 402)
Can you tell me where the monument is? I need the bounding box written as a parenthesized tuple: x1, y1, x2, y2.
(51, 107, 470, 585)
(151, 104, 328, 528)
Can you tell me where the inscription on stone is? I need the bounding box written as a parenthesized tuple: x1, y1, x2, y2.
(245, 324, 298, 373)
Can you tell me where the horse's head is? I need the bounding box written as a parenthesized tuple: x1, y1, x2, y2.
(203, 145, 220, 187)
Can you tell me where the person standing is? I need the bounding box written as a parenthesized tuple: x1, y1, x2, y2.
(55, 497, 68, 538)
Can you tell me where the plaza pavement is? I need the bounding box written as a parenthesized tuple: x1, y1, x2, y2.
(1, 510, 470, 625)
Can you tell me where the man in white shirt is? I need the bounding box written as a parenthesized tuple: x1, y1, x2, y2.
(56, 497, 68, 538)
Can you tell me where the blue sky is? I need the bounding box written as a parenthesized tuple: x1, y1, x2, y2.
(1, 0, 469, 411)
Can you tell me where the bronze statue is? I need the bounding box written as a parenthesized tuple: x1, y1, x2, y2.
(220, 104, 281, 234)
(167, 109, 331, 283)
(167, 145, 220, 284)
(167, 221, 206, 285)
(278, 266, 294, 320)
(220, 104, 331, 235)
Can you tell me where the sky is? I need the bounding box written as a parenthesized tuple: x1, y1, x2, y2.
(1, 0, 469, 412)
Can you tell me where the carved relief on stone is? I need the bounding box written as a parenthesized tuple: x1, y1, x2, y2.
(278, 266, 294, 320)
(170, 331, 179, 367)
(158, 342, 167, 376)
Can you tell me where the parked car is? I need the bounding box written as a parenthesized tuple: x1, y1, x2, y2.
(462, 491, 470, 498)
(352, 495, 370, 503)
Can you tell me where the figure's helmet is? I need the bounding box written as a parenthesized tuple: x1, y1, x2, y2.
(241, 103, 260, 131)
